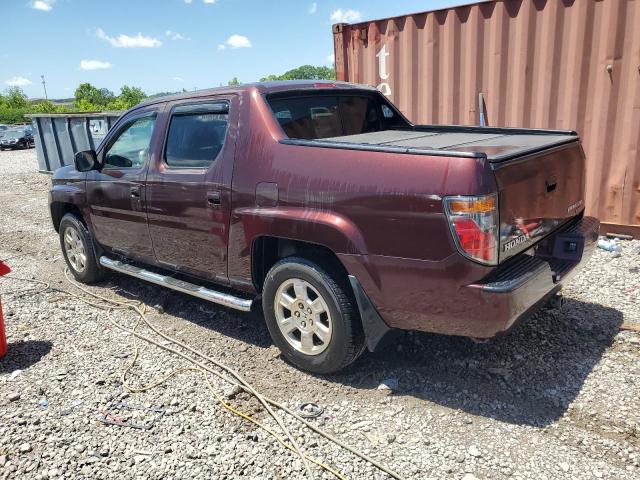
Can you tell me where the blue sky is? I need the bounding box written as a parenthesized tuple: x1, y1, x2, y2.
(1, 0, 467, 99)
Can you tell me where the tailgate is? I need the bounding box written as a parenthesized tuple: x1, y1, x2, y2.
(493, 141, 586, 263)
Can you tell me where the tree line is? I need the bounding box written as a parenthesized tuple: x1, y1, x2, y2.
(1, 64, 335, 124)
(0, 83, 146, 124)
(229, 64, 335, 85)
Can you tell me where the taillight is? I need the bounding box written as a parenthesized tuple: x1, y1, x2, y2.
(444, 194, 499, 265)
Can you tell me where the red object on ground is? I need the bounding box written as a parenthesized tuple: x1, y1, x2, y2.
(0, 260, 10, 358)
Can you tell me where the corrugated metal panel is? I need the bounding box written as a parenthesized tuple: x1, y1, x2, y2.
(334, 0, 640, 233)
(29, 112, 122, 172)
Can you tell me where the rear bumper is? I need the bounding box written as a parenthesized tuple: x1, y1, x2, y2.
(340, 215, 599, 341)
(466, 215, 599, 336)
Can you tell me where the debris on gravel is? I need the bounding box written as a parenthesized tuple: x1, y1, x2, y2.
(1, 149, 639, 479)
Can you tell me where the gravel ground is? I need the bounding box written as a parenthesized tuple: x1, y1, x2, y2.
(0, 149, 639, 480)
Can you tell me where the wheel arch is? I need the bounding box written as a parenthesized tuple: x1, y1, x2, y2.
(50, 202, 85, 232)
(251, 236, 352, 294)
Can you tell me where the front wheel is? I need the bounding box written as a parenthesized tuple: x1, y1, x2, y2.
(262, 257, 364, 374)
(59, 213, 107, 284)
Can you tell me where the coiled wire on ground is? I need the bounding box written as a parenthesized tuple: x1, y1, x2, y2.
(0, 270, 405, 480)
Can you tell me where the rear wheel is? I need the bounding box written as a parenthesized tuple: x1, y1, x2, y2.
(262, 257, 364, 374)
(59, 213, 107, 284)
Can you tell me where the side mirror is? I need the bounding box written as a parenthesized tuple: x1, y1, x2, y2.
(74, 150, 99, 172)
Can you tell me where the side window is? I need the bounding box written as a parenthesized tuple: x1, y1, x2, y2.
(104, 114, 156, 169)
(165, 102, 229, 168)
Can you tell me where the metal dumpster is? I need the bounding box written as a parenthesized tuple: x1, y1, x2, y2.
(29, 112, 122, 173)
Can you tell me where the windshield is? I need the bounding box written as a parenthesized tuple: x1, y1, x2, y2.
(3, 129, 26, 139)
(266, 92, 407, 140)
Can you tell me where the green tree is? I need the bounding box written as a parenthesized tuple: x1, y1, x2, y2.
(74, 83, 100, 105)
(74, 83, 114, 108)
(4, 87, 29, 109)
(75, 98, 100, 112)
(118, 85, 145, 108)
(228, 77, 241, 86)
(259, 65, 336, 82)
(32, 100, 58, 114)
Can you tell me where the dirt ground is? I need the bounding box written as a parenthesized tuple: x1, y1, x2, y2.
(0, 149, 639, 480)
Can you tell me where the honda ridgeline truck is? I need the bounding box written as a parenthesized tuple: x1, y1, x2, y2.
(49, 81, 599, 373)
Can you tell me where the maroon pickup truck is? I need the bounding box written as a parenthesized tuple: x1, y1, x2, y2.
(49, 81, 599, 373)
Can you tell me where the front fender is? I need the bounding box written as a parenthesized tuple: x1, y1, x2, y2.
(49, 183, 86, 206)
(49, 171, 89, 231)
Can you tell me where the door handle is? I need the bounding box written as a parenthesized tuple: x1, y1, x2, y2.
(130, 185, 141, 198)
(207, 191, 222, 206)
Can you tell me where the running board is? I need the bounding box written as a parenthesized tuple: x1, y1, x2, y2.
(99, 256, 254, 312)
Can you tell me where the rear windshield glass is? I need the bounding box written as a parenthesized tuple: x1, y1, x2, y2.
(267, 93, 404, 140)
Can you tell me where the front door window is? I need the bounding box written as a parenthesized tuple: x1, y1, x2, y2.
(104, 115, 156, 169)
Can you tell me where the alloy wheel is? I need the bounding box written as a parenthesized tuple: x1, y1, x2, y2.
(63, 226, 87, 273)
(274, 278, 333, 356)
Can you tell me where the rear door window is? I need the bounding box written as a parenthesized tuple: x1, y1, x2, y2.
(164, 102, 229, 168)
(267, 94, 385, 140)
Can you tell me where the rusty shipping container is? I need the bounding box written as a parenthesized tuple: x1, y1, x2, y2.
(333, 0, 640, 236)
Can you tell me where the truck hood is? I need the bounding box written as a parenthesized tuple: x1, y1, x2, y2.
(52, 165, 85, 184)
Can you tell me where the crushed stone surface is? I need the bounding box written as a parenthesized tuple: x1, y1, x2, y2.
(0, 149, 639, 479)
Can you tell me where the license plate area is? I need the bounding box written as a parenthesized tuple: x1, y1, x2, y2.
(550, 233, 584, 262)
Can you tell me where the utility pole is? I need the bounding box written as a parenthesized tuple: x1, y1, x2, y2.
(41, 75, 48, 100)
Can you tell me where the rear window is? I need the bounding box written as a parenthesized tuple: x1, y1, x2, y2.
(267, 94, 401, 140)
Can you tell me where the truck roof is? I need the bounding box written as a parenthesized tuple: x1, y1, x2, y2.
(136, 80, 375, 109)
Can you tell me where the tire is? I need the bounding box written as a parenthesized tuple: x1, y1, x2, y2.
(59, 213, 107, 284)
(262, 257, 364, 374)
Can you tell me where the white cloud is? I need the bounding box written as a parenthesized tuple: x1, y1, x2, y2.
(172, 77, 184, 82)
(165, 30, 188, 40)
(308, 2, 317, 14)
(31, 0, 54, 11)
(217, 44, 226, 50)
(80, 60, 112, 70)
(97, 28, 162, 48)
(327, 53, 335, 63)
(330, 8, 362, 24)
(184, 0, 192, 3)
(225, 34, 251, 49)
(203, 0, 216, 3)
(5, 76, 32, 87)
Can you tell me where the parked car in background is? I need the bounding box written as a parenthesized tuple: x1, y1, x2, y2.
(0, 127, 35, 150)
(0, 124, 9, 141)
(49, 81, 599, 373)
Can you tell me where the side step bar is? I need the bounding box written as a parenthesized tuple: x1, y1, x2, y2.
(99, 256, 254, 312)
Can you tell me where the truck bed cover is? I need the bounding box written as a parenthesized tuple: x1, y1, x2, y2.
(319, 127, 578, 162)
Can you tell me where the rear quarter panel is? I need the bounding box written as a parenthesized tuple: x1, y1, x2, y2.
(227, 88, 498, 290)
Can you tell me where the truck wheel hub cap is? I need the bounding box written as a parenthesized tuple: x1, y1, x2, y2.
(64, 226, 87, 273)
(274, 278, 332, 356)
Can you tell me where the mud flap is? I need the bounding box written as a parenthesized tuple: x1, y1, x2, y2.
(348, 275, 399, 352)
